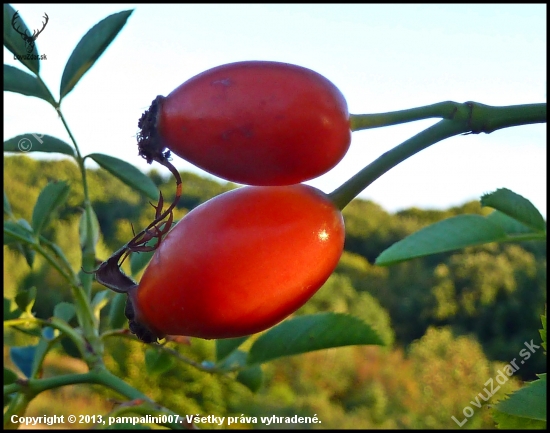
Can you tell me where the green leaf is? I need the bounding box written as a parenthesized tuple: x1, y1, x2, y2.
(236, 365, 263, 393)
(375, 215, 507, 266)
(493, 412, 546, 429)
(492, 374, 547, 429)
(87, 153, 159, 200)
(4, 219, 37, 268)
(486, 210, 537, 235)
(247, 313, 384, 365)
(3, 65, 54, 104)
(4, 134, 75, 156)
(79, 207, 101, 250)
(3, 5, 40, 74)
(54, 302, 76, 323)
(3, 367, 18, 386)
(60, 10, 133, 99)
(3, 219, 35, 245)
(19, 244, 36, 268)
(216, 337, 249, 361)
(144, 348, 174, 375)
(10, 346, 37, 378)
(14, 287, 37, 314)
(481, 188, 546, 233)
(31, 181, 70, 235)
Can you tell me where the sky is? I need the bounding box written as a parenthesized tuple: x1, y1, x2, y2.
(4, 4, 547, 217)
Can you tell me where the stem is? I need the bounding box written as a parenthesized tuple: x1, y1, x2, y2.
(157, 346, 222, 373)
(466, 102, 547, 133)
(4, 316, 87, 357)
(83, 370, 187, 430)
(4, 368, 144, 401)
(5, 225, 97, 359)
(4, 221, 78, 288)
(350, 101, 461, 131)
(101, 332, 220, 374)
(55, 108, 96, 296)
(349, 101, 546, 132)
(331, 102, 547, 210)
(3, 368, 186, 428)
(52, 93, 101, 356)
(5, 62, 192, 430)
(90, 368, 151, 400)
(33, 241, 97, 353)
(330, 119, 468, 210)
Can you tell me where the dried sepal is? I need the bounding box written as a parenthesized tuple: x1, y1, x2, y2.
(93, 159, 181, 293)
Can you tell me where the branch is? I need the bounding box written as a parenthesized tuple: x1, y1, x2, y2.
(330, 102, 547, 209)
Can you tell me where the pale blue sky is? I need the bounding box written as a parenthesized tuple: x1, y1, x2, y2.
(4, 4, 546, 216)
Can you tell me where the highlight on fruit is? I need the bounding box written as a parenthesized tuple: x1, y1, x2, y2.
(96, 185, 345, 342)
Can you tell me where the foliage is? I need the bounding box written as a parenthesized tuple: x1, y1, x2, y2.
(3, 154, 547, 428)
(3, 4, 546, 430)
(374, 188, 546, 428)
(491, 310, 547, 429)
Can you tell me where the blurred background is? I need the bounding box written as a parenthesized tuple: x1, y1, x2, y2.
(4, 4, 546, 429)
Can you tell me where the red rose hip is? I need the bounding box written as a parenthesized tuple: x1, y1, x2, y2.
(138, 61, 351, 186)
(126, 184, 345, 340)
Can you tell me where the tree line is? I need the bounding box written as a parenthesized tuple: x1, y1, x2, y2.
(4, 155, 546, 428)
